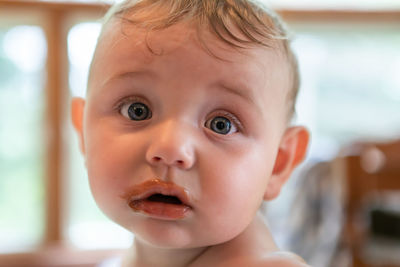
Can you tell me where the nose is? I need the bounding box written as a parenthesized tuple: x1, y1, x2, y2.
(145, 120, 195, 170)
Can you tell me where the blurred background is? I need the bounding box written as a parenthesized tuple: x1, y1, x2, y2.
(0, 0, 399, 266)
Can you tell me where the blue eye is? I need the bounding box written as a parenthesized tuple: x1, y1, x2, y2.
(208, 116, 234, 135)
(121, 102, 151, 121)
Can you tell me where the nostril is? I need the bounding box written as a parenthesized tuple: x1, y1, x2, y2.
(153, 156, 162, 162)
(153, 157, 184, 166)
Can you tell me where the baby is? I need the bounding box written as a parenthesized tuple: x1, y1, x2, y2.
(71, 0, 310, 266)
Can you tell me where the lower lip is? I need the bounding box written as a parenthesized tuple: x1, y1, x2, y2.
(129, 200, 191, 220)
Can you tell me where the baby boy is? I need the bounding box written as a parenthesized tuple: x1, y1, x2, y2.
(72, 0, 310, 266)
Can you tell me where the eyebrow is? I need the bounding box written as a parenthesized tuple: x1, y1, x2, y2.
(103, 70, 156, 86)
(104, 71, 263, 114)
(218, 83, 262, 114)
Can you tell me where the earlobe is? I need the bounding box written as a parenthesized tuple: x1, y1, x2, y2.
(71, 97, 86, 154)
(264, 126, 310, 200)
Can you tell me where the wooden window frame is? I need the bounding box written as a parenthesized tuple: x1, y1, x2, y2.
(0, 1, 399, 266)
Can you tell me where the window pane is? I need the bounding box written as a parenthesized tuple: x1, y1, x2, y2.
(292, 25, 400, 159)
(0, 25, 46, 252)
(268, 24, 400, 255)
(66, 22, 132, 249)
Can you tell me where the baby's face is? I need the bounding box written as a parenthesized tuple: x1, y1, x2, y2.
(81, 20, 290, 248)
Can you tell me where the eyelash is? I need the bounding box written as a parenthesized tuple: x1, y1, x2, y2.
(114, 96, 243, 133)
(114, 96, 148, 112)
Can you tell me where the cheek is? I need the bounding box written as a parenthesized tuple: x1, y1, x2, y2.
(210, 156, 271, 210)
(83, 121, 146, 214)
(85, 144, 127, 217)
(84, 117, 143, 179)
(205, 140, 274, 197)
(197, 142, 274, 233)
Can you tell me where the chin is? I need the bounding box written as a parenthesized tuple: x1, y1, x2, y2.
(122, 217, 199, 249)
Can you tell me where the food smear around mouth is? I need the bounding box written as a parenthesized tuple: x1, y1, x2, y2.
(129, 198, 191, 220)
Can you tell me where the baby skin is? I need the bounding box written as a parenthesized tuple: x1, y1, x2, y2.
(72, 16, 310, 267)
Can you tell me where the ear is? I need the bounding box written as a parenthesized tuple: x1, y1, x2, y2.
(264, 126, 310, 200)
(71, 97, 86, 155)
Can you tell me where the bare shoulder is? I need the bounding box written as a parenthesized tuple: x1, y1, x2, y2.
(214, 251, 310, 267)
(258, 251, 310, 267)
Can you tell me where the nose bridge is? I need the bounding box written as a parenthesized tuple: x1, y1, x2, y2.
(146, 118, 195, 169)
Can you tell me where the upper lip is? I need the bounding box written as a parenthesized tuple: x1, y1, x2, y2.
(121, 179, 191, 207)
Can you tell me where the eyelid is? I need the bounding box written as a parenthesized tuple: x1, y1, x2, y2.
(113, 95, 150, 112)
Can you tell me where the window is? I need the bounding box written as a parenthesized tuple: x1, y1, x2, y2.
(0, 25, 47, 252)
(267, 21, 400, 252)
(293, 24, 400, 160)
(0, 1, 124, 265)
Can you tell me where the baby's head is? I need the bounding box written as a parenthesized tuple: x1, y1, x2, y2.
(72, 0, 309, 249)
(93, 0, 300, 119)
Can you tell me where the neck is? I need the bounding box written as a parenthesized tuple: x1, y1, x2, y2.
(122, 213, 277, 267)
(123, 238, 209, 267)
(201, 213, 278, 260)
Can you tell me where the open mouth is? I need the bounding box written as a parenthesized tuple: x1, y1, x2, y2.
(146, 194, 183, 205)
(123, 179, 192, 220)
(129, 193, 190, 220)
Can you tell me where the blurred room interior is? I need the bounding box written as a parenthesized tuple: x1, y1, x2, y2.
(0, 0, 399, 266)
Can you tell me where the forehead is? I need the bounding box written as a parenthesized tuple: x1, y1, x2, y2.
(95, 17, 287, 68)
(89, 19, 290, 117)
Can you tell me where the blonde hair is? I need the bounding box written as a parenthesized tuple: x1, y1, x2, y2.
(99, 0, 299, 118)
